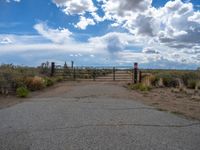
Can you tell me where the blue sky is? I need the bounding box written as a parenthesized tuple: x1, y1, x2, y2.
(0, 0, 200, 69)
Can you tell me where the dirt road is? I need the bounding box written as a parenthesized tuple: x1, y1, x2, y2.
(0, 82, 200, 150)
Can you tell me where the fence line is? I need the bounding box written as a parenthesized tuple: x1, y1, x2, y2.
(53, 66, 142, 82)
(0, 63, 142, 95)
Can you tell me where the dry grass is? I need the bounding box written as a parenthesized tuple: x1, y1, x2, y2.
(25, 76, 45, 91)
(0, 64, 64, 95)
(141, 69, 200, 89)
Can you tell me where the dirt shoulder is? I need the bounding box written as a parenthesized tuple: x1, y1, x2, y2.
(0, 95, 25, 109)
(0, 81, 73, 109)
(128, 88, 200, 120)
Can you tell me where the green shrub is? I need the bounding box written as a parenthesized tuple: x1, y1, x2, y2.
(0, 74, 7, 86)
(187, 79, 197, 89)
(181, 72, 200, 88)
(44, 77, 54, 86)
(156, 74, 178, 87)
(163, 77, 178, 87)
(52, 76, 63, 82)
(16, 87, 29, 98)
(84, 74, 91, 79)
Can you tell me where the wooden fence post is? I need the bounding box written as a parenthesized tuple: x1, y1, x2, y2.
(73, 68, 76, 80)
(51, 62, 55, 76)
(113, 67, 115, 81)
(93, 69, 96, 81)
(132, 69, 134, 83)
(139, 71, 142, 83)
(134, 62, 138, 84)
(71, 61, 74, 69)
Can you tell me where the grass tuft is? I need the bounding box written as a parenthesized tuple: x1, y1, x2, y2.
(128, 83, 151, 91)
(16, 87, 29, 98)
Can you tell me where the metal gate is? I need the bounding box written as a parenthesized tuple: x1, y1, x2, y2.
(54, 67, 134, 82)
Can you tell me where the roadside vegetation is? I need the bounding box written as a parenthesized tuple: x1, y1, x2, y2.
(127, 69, 200, 120)
(128, 69, 200, 92)
(0, 64, 64, 97)
(0, 63, 112, 97)
(1, 63, 200, 98)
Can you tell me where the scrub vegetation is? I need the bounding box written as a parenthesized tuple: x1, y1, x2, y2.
(0, 64, 64, 96)
(128, 69, 200, 91)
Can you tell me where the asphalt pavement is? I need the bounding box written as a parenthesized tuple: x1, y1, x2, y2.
(0, 82, 199, 150)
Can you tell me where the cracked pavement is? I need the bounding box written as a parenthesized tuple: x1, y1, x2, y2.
(0, 82, 200, 150)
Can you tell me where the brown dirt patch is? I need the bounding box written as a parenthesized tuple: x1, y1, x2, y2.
(0, 81, 73, 108)
(31, 81, 73, 98)
(0, 95, 26, 109)
(128, 88, 200, 120)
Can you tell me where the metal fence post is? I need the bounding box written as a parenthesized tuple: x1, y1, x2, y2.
(113, 67, 115, 81)
(51, 62, 55, 76)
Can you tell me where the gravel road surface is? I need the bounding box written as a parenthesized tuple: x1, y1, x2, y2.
(0, 82, 200, 150)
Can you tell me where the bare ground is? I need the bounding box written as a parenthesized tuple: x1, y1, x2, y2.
(0, 96, 25, 109)
(127, 88, 200, 120)
(0, 81, 200, 120)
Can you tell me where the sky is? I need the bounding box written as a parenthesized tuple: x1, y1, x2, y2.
(0, 0, 200, 69)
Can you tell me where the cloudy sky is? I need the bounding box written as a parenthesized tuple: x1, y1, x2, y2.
(0, 0, 200, 69)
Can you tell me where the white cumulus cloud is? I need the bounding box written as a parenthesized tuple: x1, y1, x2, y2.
(2, 0, 200, 68)
(52, 0, 97, 15)
(34, 22, 73, 44)
(75, 16, 95, 30)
